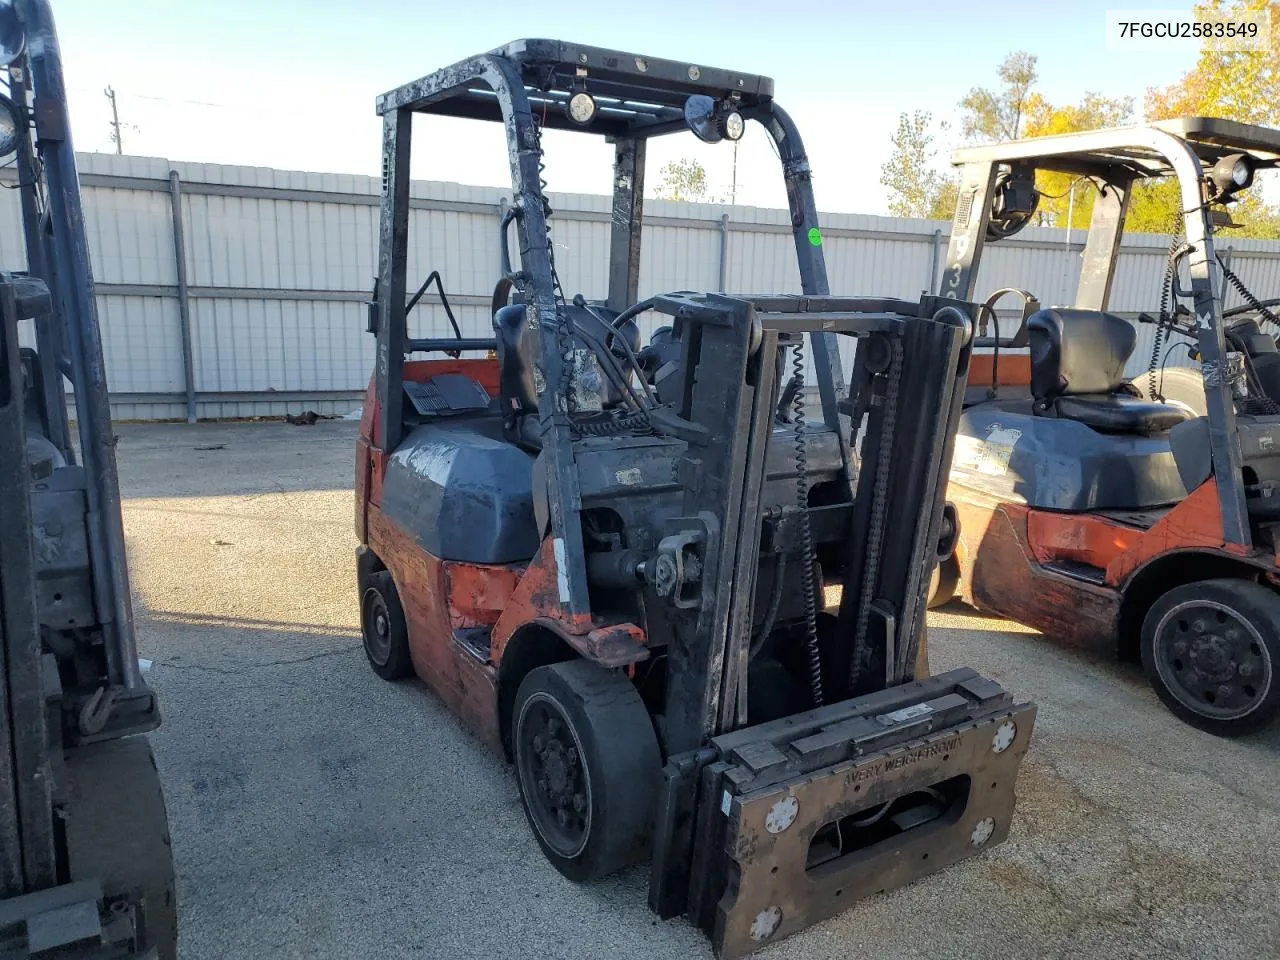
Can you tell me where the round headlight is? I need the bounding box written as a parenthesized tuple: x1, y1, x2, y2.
(718, 110, 745, 142)
(566, 91, 596, 126)
(1210, 153, 1254, 196)
(0, 95, 20, 158)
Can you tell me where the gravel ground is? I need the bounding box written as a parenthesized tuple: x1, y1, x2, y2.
(116, 420, 1280, 960)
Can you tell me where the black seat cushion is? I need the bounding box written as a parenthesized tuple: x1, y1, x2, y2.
(1028, 307, 1191, 435)
(1028, 307, 1136, 398)
(1053, 394, 1192, 436)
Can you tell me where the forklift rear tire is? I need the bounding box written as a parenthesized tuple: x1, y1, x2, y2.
(927, 559, 960, 610)
(512, 659, 661, 882)
(63, 736, 177, 960)
(1140, 578, 1280, 737)
(361, 571, 413, 681)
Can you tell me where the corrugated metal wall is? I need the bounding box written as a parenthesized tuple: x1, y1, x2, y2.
(10, 152, 1280, 420)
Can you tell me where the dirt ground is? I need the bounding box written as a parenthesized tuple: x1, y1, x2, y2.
(115, 420, 1280, 960)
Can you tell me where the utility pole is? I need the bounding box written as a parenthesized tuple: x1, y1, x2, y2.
(104, 85, 122, 154)
(729, 140, 738, 206)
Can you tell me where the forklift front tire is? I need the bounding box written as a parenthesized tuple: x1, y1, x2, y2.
(512, 660, 661, 882)
(1140, 578, 1280, 737)
(361, 571, 413, 681)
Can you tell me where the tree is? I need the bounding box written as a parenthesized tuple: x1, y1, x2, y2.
(1145, 0, 1279, 126)
(880, 53, 1132, 223)
(958, 51, 1039, 142)
(880, 111, 957, 220)
(1022, 92, 1135, 227)
(1138, 0, 1280, 237)
(654, 158, 708, 201)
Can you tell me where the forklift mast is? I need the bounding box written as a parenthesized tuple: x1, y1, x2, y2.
(1, 2, 174, 956)
(940, 117, 1280, 549)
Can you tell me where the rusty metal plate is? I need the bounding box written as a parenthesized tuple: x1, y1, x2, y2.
(709, 702, 1037, 959)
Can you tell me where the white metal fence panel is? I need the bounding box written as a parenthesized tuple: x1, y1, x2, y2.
(7, 151, 1280, 419)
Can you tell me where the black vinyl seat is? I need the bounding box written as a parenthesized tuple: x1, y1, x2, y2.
(1027, 308, 1193, 436)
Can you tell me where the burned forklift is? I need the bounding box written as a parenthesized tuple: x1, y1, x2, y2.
(0, 2, 176, 957)
(356, 39, 1035, 957)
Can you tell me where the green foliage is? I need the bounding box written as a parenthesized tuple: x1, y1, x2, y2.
(880, 111, 957, 220)
(1024, 92, 1135, 227)
(958, 51, 1039, 142)
(1142, 0, 1280, 236)
(654, 158, 708, 202)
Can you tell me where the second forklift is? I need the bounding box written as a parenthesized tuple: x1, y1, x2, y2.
(941, 117, 1280, 736)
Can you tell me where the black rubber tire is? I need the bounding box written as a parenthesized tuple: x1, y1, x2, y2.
(512, 660, 662, 882)
(927, 558, 960, 610)
(361, 570, 413, 681)
(63, 736, 177, 960)
(1140, 578, 1280, 737)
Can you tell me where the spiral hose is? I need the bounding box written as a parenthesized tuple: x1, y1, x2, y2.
(1148, 214, 1185, 401)
(790, 341, 824, 708)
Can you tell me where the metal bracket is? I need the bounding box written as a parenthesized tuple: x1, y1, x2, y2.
(653, 528, 706, 609)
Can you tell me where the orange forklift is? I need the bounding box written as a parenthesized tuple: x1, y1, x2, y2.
(939, 118, 1280, 737)
(354, 39, 1035, 958)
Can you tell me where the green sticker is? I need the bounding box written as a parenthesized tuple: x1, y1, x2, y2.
(807, 227, 823, 247)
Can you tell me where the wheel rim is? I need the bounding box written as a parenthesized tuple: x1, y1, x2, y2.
(361, 586, 392, 667)
(515, 692, 592, 859)
(1153, 598, 1274, 720)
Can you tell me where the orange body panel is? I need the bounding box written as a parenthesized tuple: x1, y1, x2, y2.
(969, 352, 1031, 388)
(1102, 480, 1249, 583)
(952, 491, 1119, 649)
(1026, 512, 1143, 572)
(366, 504, 502, 749)
(951, 475, 1270, 653)
(445, 561, 524, 630)
(489, 539, 649, 668)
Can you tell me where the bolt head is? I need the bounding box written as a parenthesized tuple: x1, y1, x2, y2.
(750, 906, 782, 942)
(1240, 662, 1255, 678)
(970, 817, 996, 847)
(557, 808, 570, 828)
(765, 795, 799, 834)
(1193, 619, 1207, 634)
(992, 720, 1017, 754)
(1218, 684, 1234, 700)
(573, 793, 586, 813)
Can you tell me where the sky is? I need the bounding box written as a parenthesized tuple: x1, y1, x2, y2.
(49, 0, 1204, 215)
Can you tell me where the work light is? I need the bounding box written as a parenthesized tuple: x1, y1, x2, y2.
(1210, 153, 1255, 196)
(0, 94, 21, 158)
(718, 110, 745, 141)
(565, 90, 596, 127)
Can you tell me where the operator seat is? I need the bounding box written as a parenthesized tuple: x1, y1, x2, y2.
(1028, 308, 1193, 436)
(493, 301, 641, 446)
